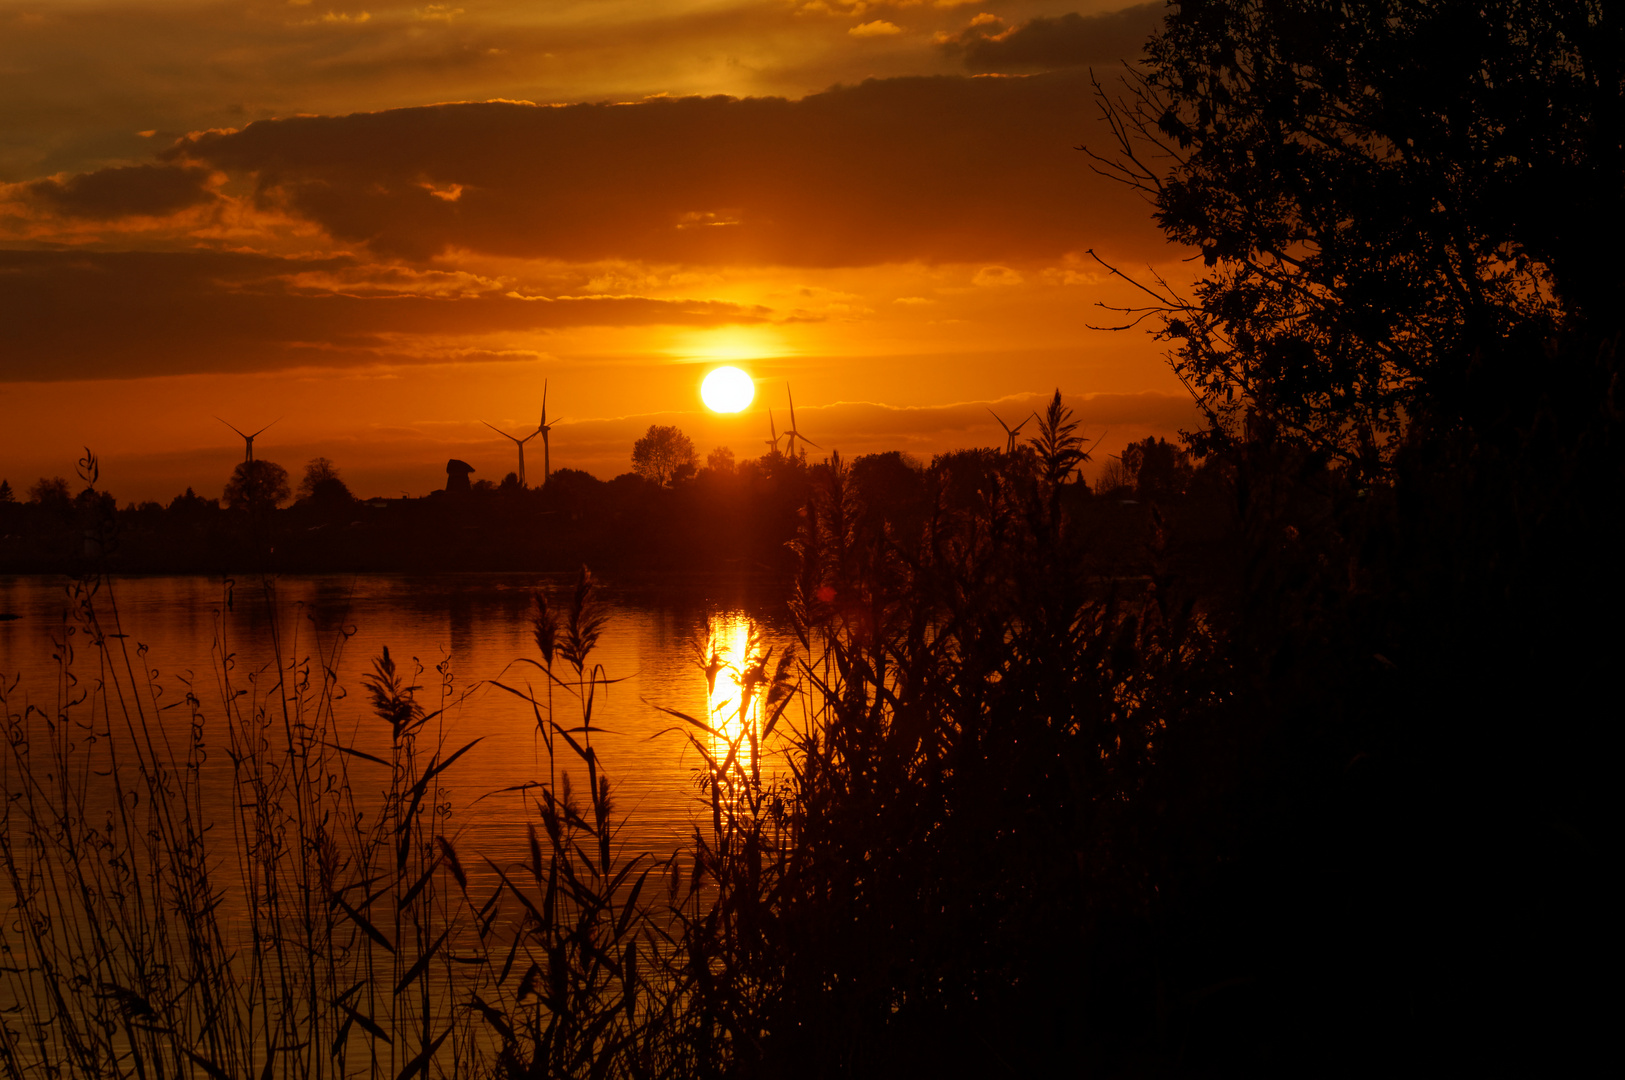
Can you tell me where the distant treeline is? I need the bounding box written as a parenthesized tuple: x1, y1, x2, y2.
(0, 437, 1210, 577)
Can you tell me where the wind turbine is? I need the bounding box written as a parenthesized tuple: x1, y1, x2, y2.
(483, 420, 541, 488)
(783, 384, 820, 461)
(537, 380, 561, 486)
(217, 417, 279, 463)
(988, 408, 1036, 456)
(764, 409, 783, 457)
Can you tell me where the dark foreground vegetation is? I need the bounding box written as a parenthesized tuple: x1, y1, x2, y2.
(1, 0, 1616, 1075)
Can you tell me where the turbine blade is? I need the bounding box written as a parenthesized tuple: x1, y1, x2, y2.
(216, 416, 248, 439)
(482, 420, 521, 442)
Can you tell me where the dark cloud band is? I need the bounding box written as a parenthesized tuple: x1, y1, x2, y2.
(0, 249, 769, 382)
(19, 164, 217, 220)
(940, 5, 1164, 73)
(148, 70, 1157, 265)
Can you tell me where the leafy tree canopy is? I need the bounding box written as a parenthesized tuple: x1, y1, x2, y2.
(706, 446, 736, 474)
(631, 425, 697, 487)
(28, 476, 71, 506)
(168, 486, 217, 514)
(224, 459, 290, 510)
(1095, 0, 1621, 469)
(1121, 436, 1193, 498)
(299, 457, 353, 507)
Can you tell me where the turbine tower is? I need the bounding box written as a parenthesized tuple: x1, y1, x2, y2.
(764, 409, 783, 457)
(483, 420, 541, 488)
(782, 384, 820, 461)
(537, 380, 561, 487)
(217, 417, 278, 463)
(988, 407, 1036, 456)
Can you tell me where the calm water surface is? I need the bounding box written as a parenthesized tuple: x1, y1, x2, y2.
(0, 572, 798, 872)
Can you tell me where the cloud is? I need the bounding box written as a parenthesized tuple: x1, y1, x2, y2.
(11, 163, 216, 220)
(972, 265, 1022, 286)
(0, 249, 771, 381)
(125, 70, 1158, 265)
(848, 20, 903, 37)
(939, 4, 1162, 71)
(0, 0, 896, 184)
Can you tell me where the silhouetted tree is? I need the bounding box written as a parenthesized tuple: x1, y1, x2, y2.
(544, 467, 601, 493)
(298, 457, 340, 495)
(224, 459, 289, 511)
(168, 487, 217, 516)
(930, 447, 1002, 515)
(1120, 436, 1191, 498)
(298, 456, 354, 512)
(1094, 0, 1620, 468)
(1085, 3, 1622, 1070)
(631, 424, 696, 486)
(706, 446, 736, 474)
(1095, 455, 1133, 495)
(849, 451, 928, 538)
(74, 487, 113, 514)
(28, 476, 71, 507)
(0, 479, 13, 504)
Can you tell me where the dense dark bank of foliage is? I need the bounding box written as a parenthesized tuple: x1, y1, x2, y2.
(1, 458, 814, 577)
(0, 445, 1219, 581)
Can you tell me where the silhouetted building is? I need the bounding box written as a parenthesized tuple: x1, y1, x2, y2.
(446, 459, 475, 495)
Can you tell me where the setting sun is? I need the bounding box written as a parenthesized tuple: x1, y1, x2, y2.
(701, 366, 756, 413)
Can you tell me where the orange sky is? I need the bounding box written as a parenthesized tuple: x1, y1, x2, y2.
(0, 0, 1197, 503)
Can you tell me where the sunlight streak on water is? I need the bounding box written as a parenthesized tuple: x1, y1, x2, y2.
(704, 613, 762, 776)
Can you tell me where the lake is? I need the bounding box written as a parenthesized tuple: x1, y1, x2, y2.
(0, 571, 800, 882)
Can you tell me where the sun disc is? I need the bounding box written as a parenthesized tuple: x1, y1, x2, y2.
(701, 366, 755, 413)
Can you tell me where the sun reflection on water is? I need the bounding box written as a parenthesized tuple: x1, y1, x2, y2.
(703, 613, 763, 772)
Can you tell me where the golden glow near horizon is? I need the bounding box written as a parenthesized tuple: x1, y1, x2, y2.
(668, 327, 787, 365)
(701, 366, 756, 413)
(0, 1, 1196, 502)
